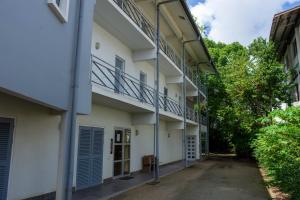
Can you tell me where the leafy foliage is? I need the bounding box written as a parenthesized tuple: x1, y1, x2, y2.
(204, 37, 289, 156)
(253, 107, 300, 199)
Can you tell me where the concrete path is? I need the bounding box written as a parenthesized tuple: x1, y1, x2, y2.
(109, 155, 270, 200)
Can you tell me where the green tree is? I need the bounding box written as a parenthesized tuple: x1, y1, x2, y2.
(203, 37, 289, 156)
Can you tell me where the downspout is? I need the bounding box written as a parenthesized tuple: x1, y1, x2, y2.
(205, 74, 209, 157)
(154, 0, 179, 183)
(56, 0, 95, 199)
(196, 66, 201, 160)
(182, 41, 187, 168)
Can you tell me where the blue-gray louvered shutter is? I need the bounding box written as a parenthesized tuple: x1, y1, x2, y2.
(77, 127, 104, 190)
(0, 119, 13, 200)
(77, 127, 92, 189)
(90, 128, 104, 186)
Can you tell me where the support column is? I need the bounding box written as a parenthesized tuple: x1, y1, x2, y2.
(182, 42, 188, 167)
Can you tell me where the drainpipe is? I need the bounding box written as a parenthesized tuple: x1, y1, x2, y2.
(205, 74, 209, 157)
(56, 0, 95, 199)
(154, 0, 178, 183)
(196, 66, 201, 160)
(182, 38, 200, 168)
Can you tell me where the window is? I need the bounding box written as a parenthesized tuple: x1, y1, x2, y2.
(293, 40, 298, 59)
(139, 72, 147, 102)
(114, 56, 125, 94)
(164, 87, 168, 111)
(48, 0, 70, 23)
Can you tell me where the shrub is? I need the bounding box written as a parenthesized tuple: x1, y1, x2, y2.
(253, 107, 300, 199)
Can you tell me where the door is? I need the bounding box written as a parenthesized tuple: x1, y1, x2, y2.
(113, 129, 131, 177)
(0, 118, 13, 200)
(164, 87, 168, 111)
(114, 56, 125, 94)
(139, 72, 147, 102)
(77, 127, 104, 190)
(186, 135, 196, 161)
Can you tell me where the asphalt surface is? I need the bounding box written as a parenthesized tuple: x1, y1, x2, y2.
(109, 155, 270, 200)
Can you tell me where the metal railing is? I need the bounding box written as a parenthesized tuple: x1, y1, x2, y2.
(185, 65, 198, 86)
(186, 106, 198, 122)
(159, 92, 182, 116)
(113, 0, 155, 41)
(201, 115, 207, 125)
(113, 0, 181, 69)
(159, 37, 182, 68)
(92, 55, 182, 117)
(199, 82, 207, 96)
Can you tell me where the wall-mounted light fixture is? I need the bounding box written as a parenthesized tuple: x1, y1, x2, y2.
(135, 129, 139, 136)
(95, 42, 100, 50)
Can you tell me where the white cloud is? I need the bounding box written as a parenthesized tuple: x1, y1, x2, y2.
(190, 0, 298, 45)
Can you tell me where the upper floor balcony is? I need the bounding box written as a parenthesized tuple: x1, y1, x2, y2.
(91, 55, 197, 122)
(94, 0, 184, 78)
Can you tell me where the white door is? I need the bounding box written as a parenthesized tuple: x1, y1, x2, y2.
(186, 135, 196, 161)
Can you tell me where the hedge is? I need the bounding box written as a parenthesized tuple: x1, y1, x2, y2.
(253, 107, 300, 200)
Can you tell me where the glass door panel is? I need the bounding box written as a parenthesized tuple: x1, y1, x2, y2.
(113, 129, 131, 177)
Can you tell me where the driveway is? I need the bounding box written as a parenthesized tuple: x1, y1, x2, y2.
(109, 155, 270, 200)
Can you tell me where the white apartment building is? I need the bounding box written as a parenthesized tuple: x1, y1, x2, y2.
(270, 6, 300, 106)
(0, 0, 215, 199)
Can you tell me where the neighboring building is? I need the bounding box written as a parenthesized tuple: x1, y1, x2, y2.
(0, 0, 215, 199)
(0, 0, 95, 199)
(270, 6, 300, 106)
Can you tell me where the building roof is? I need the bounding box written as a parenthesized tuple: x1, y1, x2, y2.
(270, 6, 300, 60)
(179, 0, 218, 74)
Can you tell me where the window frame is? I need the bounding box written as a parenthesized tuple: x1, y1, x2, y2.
(48, 0, 70, 23)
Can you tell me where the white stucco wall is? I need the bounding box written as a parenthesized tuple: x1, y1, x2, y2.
(159, 121, 183, 164)
(91, 22, 181, 101)
(76, 104, 184, 182)
(76, 104, 133, 181)
(0, 92, 60, 200)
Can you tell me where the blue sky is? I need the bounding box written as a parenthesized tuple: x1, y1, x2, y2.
(188, 0, 300, 45)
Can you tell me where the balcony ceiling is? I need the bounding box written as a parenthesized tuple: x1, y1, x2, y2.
(165, 1, 214, 73)
(94, 0, 155, 51)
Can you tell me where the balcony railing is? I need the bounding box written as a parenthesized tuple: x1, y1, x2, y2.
(199, 82, 207, 96)
(113, 0, 182, 69)
(91, 55, 183, 117)
(186, 106, 198, 122)
(185, 66, 197, 86)
(201, 115, 207, 125)
(113, 0, 155, 41)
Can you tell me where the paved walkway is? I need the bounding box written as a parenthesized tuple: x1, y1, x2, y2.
(110, 155, 270, 200)
(73, 161, 185, 200)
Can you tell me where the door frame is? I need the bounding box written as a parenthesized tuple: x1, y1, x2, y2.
(0, 117, 14, 200)
(112, 127, 131, 178)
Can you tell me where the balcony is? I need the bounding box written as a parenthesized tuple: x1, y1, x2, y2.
(112, 0, 182, 76)
(91, 55, 183, 119)
(200, 115, 208, 126)
(94, 0, 155, 50)
(199, 82, 207, 97)
(186, 106, 198, 124)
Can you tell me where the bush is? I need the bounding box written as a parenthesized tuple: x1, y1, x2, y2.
(253, 107, 300, 199)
